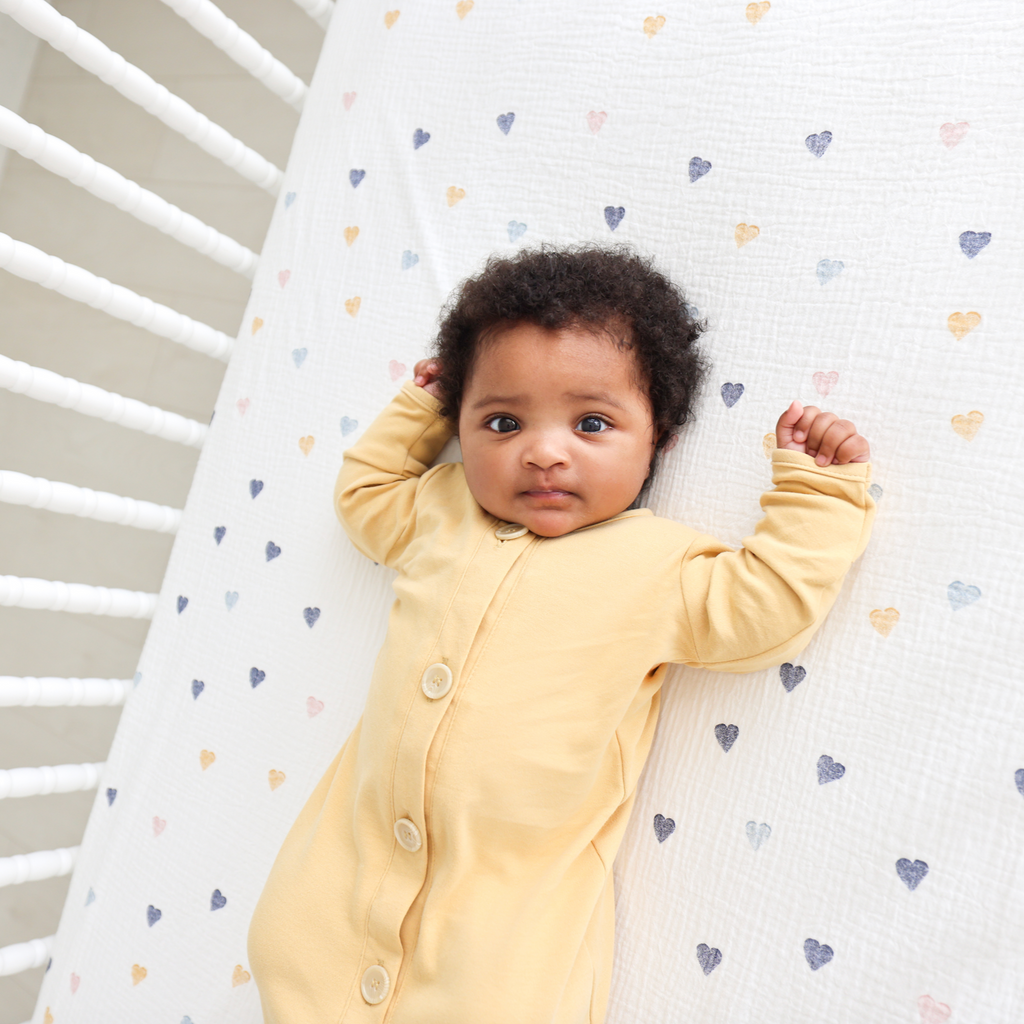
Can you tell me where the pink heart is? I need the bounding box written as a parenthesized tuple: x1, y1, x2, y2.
(70, 972, 80, 993)
(152, 816, 166, 837)
(918, 995, 952, 1024)
(236, 398, 250, 416)
(939, 121, 969, 148)
(343, 91, 357, 111)
(388, 359, 407, 381)
(812, 370, 839, 397)
(278, 269, 291, 288)
(306, 696, 324, 717)
(587, 110, 607, 134)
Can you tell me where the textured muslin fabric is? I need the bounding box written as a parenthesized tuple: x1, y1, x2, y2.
(246, 382, 872, 1023)
(34, 2, 1024, 1022)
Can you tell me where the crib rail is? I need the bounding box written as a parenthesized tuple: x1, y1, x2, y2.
(0, 764, 103, 800)
(0, 677, 130, 707)
(0, 848, 77, 888)
(0, 937, 51, 978)
(0, 577, 157, 618)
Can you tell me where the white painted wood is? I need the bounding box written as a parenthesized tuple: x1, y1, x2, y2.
(289, 0, 333, 31)
(0, 234, 233, 361)
(0, 354, 209, 446)
(0, 105, 258, 277)
(0, 470, 183, 532)
(0, 576, 157, 618)
(0, 846, 78, 888)
(0, 763, 103, 800)
(0, 936, 52, 977)
(0, 676, 130, 707)
(0, 0, 283, 194)
(157, 0, 307, 111)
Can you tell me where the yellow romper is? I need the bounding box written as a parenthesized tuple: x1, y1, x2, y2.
(248, 381, 875, 1023)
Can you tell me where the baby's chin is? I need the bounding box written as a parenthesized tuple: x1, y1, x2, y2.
(476, 501, 627, 539)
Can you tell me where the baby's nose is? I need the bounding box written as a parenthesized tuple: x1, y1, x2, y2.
(522, 433, 569, 469)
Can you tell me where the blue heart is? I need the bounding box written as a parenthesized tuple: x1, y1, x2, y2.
(402, 250, 419, 270)
(177, 595, 188, 614)
(133, 671, 142, 688)
(106, 787, 117, 805)
(805, 131, 832, 157)
(959, 230, 991, 259)
(1015, 768, 1024, 797)
(250, 667, 265, 688)
(507, 221, 527, 242)
(720, 382, 744, 408)
(689, 156, 711, 182)
(147, 904, 162, 927)
(868, 483, 883, 502)
(292, 347, 308, 368)
(225, 591, 238, 610)
(303, 606, 321, 628)
(192, 679, 205, 700)
(715, 723, 739, 753)
(266, 541, 281, 561)
(349, 169, 366, 188)
(816, 259, 844, 284)
(653, 813, 675, 843)
(496, 111, 515, 135)
(604, 206, 625, 231)
(779, 662, 806, 692)
(249, 479, 264, 499)
(804, 938, 833, 970)
(684, 304, 700, 321)
(284, 191, 297, 208)
(85, 887, 96, 906)
(413, 128, 431, 149)
(947, 580, 981, 611)
(817, 754, 845, 784)
(745, 821, 771, 850)
(340, 416, 358, 436)
(210, 889, 227, 911)
(182, 1018, 194, 1024)
(896, 858, 929, 890)
(214, 526, 226, 545)
(696, 943, 722, 975)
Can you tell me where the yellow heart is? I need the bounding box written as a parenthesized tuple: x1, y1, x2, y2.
(762, 432, 777, 459)
(268, 769, 286, 790)
(951, 410, 983, 440)
(251, 317, 263, 335)
(456, 0, 474, 18)
(746, 1, 770, 24)
(947, 311, 981, 340)
(299, 435, 315, 456)
(131, 964, 147, 986)
(44, 1010, 53, 1024)
(232, 964, 251, 987)
(344, 226, 359, 247)
(446, 186, 466, 207)
(643, 14, 666, 37)
(735, 223, 760, 247)
(345, 297, 361, 317)
(869, 607, 900, 637)
(200, 749, 215, 770)
(384, 10, 400, 28)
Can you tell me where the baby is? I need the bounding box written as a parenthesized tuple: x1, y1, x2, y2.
(248, 245, 875, 1024)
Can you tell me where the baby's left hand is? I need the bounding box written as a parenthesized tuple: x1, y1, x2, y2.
(776, 401, 870, 466)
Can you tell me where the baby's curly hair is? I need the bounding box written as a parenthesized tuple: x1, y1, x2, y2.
(431, 244, 709, 459)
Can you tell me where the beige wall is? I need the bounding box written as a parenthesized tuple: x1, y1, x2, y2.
(0, 2, 323, 1018)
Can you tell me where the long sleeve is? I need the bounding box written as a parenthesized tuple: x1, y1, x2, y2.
(334, 382, 455, 568)
(674, 447, 876, 672)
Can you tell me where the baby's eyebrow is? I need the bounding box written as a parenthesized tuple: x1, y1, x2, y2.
(564, 391, 625, 410)
(469, 394, 526, 410)
(469, 391, 626, 411)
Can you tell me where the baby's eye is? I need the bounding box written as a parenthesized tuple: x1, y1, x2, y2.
(485, 415, 519, 433)
(577, 416, 610, 433)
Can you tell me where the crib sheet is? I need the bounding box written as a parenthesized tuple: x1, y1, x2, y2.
(34, 2, 1024, 1021)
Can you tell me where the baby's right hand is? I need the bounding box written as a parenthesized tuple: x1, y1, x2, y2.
(413, 358, 443, 398)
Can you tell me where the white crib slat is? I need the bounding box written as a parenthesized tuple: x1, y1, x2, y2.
(0, 847, 78, 888)
(288, 0, 333, 30)
(0, 354, 209, 447)
(0, 470, 183, 532)
(0, 764, 103, 800)
(158, 0, 307, 111)
(0, 676, 130, 707)
(0, 0, 283, 195)
(0, 936, 52, 977)
(0, 576, 157, 618)
(0, 105, 258, 278)
(0, 235, 232, 361)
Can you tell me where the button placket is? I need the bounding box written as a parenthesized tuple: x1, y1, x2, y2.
(360, 964, 390, 1004)
(495, 522, 529, 540)
(421, 662, 453, 700)
(394, 817, 422, 852)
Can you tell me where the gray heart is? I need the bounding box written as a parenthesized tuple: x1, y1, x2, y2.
(653, 813, 676, 843)
(805, 130, 832, 157)
(959, 230, 991, 258)
(896, 858, 929, 890)
(817, 754, 845, 784)
(720, 382, 744, 408)
(696, 943, 722, 975)
(689, 156, 712, 182)
(804, 938, 833, 970)
(780, 662, 806, 692)
(715, 723, 739, 753)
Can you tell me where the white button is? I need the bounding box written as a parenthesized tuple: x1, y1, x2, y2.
(360, 964, 390, 1005)
(421, 662, 453, 700)
(495, 523, 529, 540)
(394, 817, 422, 852)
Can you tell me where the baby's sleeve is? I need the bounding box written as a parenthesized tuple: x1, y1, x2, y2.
(334, 381, 454, 568)
(671, 448, 876, 673)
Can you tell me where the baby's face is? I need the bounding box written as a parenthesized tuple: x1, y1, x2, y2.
(458, 322, 658, 538)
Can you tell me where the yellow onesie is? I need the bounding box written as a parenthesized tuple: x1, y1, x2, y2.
(248, 380, 875, 1023)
